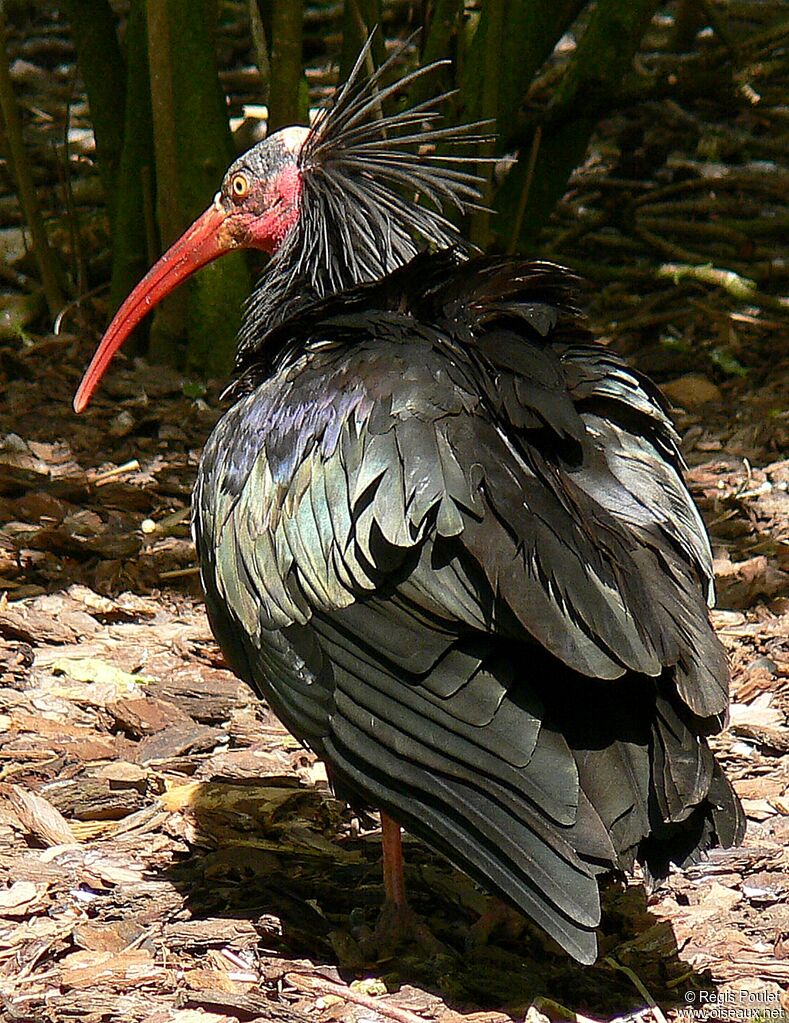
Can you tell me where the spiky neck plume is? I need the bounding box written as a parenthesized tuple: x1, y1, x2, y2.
(237, 36, 488, 359)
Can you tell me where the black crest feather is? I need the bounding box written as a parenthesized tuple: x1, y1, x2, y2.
(238, 33, 491, 356)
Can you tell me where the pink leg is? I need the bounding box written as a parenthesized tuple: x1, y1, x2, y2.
(381, 812, 407, 907)
(358, 812, 444, 958)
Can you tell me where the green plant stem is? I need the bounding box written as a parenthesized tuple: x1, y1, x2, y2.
(249, 0, 271, 103)
(62, 0, 126, 230)
(551, 1, 661, 117)
(268, 0, 306, 131)
(0, 9, 64, 319)
(462, 0, 586, 143)
(499, 0, 661, 250)
(469, 0, 503, 250)
(657, 262, 757, 300)
(146, 0, 184, 362)
(507, 125, 542, 254)
(110, 0, 155, 321)
(423, 0, 464, 61)
(339, 0, 384, 86)
(145, 0, 248, 374)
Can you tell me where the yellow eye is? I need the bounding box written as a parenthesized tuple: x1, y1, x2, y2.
(230, 173, 249, 198)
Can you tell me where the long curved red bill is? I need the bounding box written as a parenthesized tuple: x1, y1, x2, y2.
(74, 203, 232, 413)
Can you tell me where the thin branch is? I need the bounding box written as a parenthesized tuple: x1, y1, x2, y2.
(469, 0, 503, 250)
(507, 124, 541, 254)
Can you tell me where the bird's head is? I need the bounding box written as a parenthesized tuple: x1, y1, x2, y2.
(209, 126, 310, 255)
(72, 127, 310, 412)
(74, 36, 488, 413)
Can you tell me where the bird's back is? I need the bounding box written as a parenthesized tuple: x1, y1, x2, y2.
(193, 252, 744, 963)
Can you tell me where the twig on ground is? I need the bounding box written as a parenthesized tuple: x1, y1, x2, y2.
(603, 957, 668, 1023)
(532, 995, 604, 1023)
(656, 262, 757, 300)
(159, 565, 200, 579)
(92, 459, 141, 485)
(284, 971, 426, 1023)
(549, 210, 607, 252)
(635, 226, 710, 265)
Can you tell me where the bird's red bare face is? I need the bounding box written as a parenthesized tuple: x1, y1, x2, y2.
(219, 126, 307, 254)
(73, 126, 309, 413)
(224, 161, 303, 253)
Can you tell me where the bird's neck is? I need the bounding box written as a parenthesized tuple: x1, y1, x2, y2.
(235, 245, 325, 358)
(236, 252, 321, 357)
(235, 198, 427, 363)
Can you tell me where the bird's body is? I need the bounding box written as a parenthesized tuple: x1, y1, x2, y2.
(192, 252, 742, 963)
(75, 40, 744, 965)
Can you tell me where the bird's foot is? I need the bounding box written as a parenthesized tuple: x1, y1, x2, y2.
(356, 898, 447, 962)
(467, 897, 526, 948)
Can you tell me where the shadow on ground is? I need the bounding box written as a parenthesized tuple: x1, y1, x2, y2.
(168, 785, 713, 1018)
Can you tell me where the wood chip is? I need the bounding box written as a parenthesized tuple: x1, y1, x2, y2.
(73, 920, 147, 953)
(162, 919, 260, 950)
(0, 879, 45, 916)
(152, 1013, 241, 1023)
(1, 783, 77, 846)
(42, 777, 144, 821)
(59, 948, 165, 989)
(92, 761, 150, 792)
(108, 696, 193, 737)
(0, 604, 79, 644)
(135, 723, 224, 765)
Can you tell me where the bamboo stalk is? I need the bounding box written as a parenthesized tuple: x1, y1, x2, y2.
(62, 0, 126, 230)
(507, 125, 542, 255)
(268, 0, 305, 132)
(144, 0, 248, 374)
(110, 0, 155, 319)
(0, 8, 65, 319)
(339, 0, 384, 87)
(469, 0, 503, 250)
(145, 0, 185, 363)
(407, 0, 463, 112)
(499, 0, 662, 250)
(248, 0, 271, 103)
